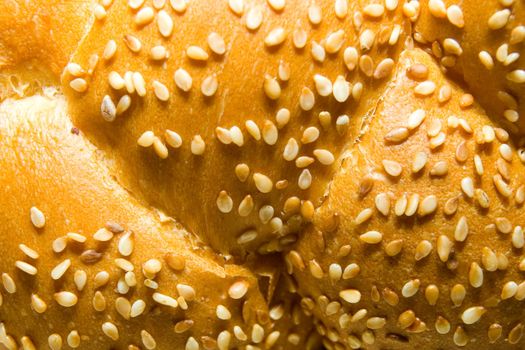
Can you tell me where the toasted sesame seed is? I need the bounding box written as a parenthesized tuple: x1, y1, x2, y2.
(434, 316, 450, 334)
(54, 291, 78, 307)
(253, 173, 273, 193)
(402, 279, 420, 298)
(437, 235, 452, 262)
(398, 310, 416, 329)
(429, 0, 446, 17)
(508, 324, 524, 344)
(360, 231, 382, 244)
(238, 195, 254, 217)
(48, 334, 62, 350)
(450, 284, 466, 306)
(425, 284, 439, 305)
(502, 281, 518, 299)
(415, 240, 432, 261)
(408, 64, 429, 81)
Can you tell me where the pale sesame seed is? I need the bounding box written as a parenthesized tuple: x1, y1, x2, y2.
(414, 80, 436, 96)
(415, 240, 432, 261)
(152, 80, 170, 101)
(507, 70, 525, 83)
(19, 244, 39, 259)
(238, 195, 254, 216)
(360, 231, 382, 244)
(174, 68, 192, 92)
(157, 10, 173, 37)
(263, 75, 281, 100)
(207, 32, 226, 55)
(488, 9, 511, 30)
(54, 291, 78, 307)
(69, 78, 88, 93)
(419, 195, 437, 216)
(313, 74, 332, 96)
(228, 0, 244, 15)
(450, 284, 466, 306)
(124, 34, 141, 53)
(94, 5, 107, 20)
(137, 131, 155, 148)
(299, 87, 315, 111)
(429, 0, 446, 18)
(130, 299, 146, 317)
(102, 322, 119, 341)
(359, 29, 375, 51)
(504, 109, 519, 123)
(51, 259, 71, 280)
(150, 45, 167, 60)
(186, 45, 208, 61)
(301, 126, 320, 144)
(74, 270, 87, 291)
(191, 135, 205, 155)
(430, 161, 448, 176)
(264, 27, 286, 47)
(510, 25, 525, 44)
(332, 75, 350, 103)
(502, 281, 518, 299)
(245, 7, 263, 30)
(253, 173, 273, 193)
(374, 58, 394, 79)
(292, 28, 307, 49)
(363, 3, 384, 17)
(262, 120, 278, 145)
(153, 292, 178, 308)
(311, 40, 326, 62)
(94, 228, 114, 242)
(66, 63, 85, 77)
(198, 74, 219, 97)
(412, 151, 427, 173)
(447, 5, 464, 28)
(132, 72, 147, 96)
(343, 46, 358, 71)
(298, 169, 312, 190)
(382, 159, 402, 177)
(402, 279, 420, 298)
(15, 260, 37, 275)
(169, 0, 187, 12)
(375, 193, 390, 216)
(313, 149, 335, 165)
(29, 206, 46, 228)
(339, 289, 361, 303)
(94, 271, 110, 289)
(128, 0, 145, 10)
(395, 195, 408, 216)
(48, 334, 62, 350)
(135, 6, 154, 26)
(325, 29, 345, 54)
(67, 232, 87, 243)
(334, 0, 348, 18)
(308, 4, 322, 24)
(493, 174, 512, 197)
(389, 24, 402, 45)
(437, 235, 453, 262)
(405, 193, 420, 216)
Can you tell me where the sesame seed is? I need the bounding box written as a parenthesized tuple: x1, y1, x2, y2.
(124, 34, 141, 53)
(502, 281, 518, 299)
(264, 27, 286, 47)
(402, 279, 420, 298)
(382, 159, 402, 177)
(66, 63, 85, 77)
(149, 81, 169, 102)
(343, 46, 358, 71)
(298, 169, 312, 190)
(360, 231, 382, 244)
(412, 152, 427, 173)
(313, 149, 335, 165)
(216, 191, 233, 213)
(150, 45, 167, 60)
(367, 317, 386, 330)
(94, 5, 106, 21)
(66, 331, 80, 348)
(253, 173, 273, 193)
(94, 228, 114, 242)
(74, 270, 87, 291)
(216, 304, 231, 320)
(245, 7, 263, 30)
(375, 193, 390, 216)
(135, 6, 154, 26)
(374, 58, 394, 79)
(394, 195, 407, 216)
(19, 244, 39, 259)
(137, 131, 155, 148)
(153, 292, 178, 308)
(414, 80, 436, 97)
(384, 127, 409, 143)
(308, 4, 322, 24)
(333, 75, 350, 103)
(488, 9, 510, 30)
(163, 130, 182, 149)
(443, 38, 462, 56)
(244, 120, 261, 141)
(359, 29, 375, 51)
(425, 285, 439, 305)
(313, 74, 332, 96)
(450, 284, 466, 306)
(231, 126, 244, 146)
(201, 74, 218, 96)
(493, 174, 512, 197)
(263, 75, 281, 100)
(447, 5, 464, 28)
(51, 259, 71, 280)
(30, 206, 45, 228)
(15, 260, 37, 275)
(405, 193, 420, 216)
(429, 0, 446, 18)
(191, 135, 205, 155)
(325, 30, 345, 54)
(170, 0, 187, 12)
(430, 161, 448, 176)
(238, 195, 254, 217)
(48, 334, 62, 350)
(398, 310, 416, 329)
(334, 0, 348, 17)
(67, 232, 87, 243)
(174, 68, 192, 92)
(115, 297, 131, 320)
(262, 120, 278, 145)
(389, 24, 401, 45)
(102, 322, 119, 341)
(508, 324, 524, 344)
(415, 240, 432, 261)
(157, 10, 173, 37)
(94, 271, 110, 289)
(132, 72, 147, 96)
(130, 299, 146, 317)
(500, 144, 513, 161)
(186, 45, 208, 61)
(469, 262, 484, 288)
(228, 0, 244, 15)
(478, 51, 494, 69)
(437, 235, 452, 262)
(207, 32, 226, 55)
(363, 3, 384, 17)
(301, 126, 320, 144)
(141, 330, 156, 350)
(292, 28, 307, 49)
(510, 25, 525, 44)
(215, 127, 232, 145)
(504, 109, 519, 123)
(54, 291, 78, 307)
(461, 177, 474, 198)
(299, 87, 315, 110)
(311, 41, 326, 62)
(339, 289, 361, 303)
(69, 78, 88, 93)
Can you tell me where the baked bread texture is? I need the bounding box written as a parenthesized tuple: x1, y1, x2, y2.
(0, 0, 524, 349)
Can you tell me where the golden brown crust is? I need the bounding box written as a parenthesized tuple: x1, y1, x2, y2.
(415, 0, 525, 134)
(0, 94, 315, 349)
(291, 48, 525, 349)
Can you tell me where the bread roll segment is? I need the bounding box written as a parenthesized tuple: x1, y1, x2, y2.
(0, 94, 316, 349)
(415, 0, 525, 134)
(291, 48, 525, 349)
(61, 0, 409, 256)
